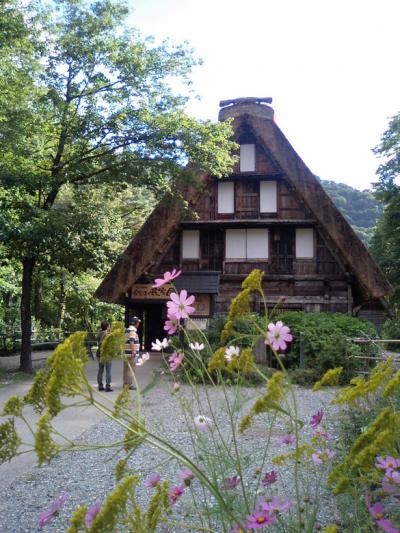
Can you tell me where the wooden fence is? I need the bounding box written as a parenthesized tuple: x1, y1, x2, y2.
(347, 338, 400, 374)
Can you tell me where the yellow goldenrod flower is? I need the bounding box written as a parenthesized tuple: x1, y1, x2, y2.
(239, 371, 285, 432)
(0, 419, 21, 464)
(112, 387, 131, 419)
(146, 480, 170, 532)
(383, 369, 400, 398)
(2, 395, 24, 417)
(124, 416, 146, 452)
(115, 458, 128, 482)
(34, 413, 59, 465)
(272, 444, 315, 465)
(321, 525, 339, 533)
(208, 347, 227, 372)
(23, 368, 49, 414)
(89, 476, 138, 532)
(66, 505, 86, 533)
(241, 268, 264, 292)
(313, 367, 343, 391)
(100, 328, 125, 364)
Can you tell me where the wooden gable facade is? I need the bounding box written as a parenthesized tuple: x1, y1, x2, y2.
(95, 98, 392, 349)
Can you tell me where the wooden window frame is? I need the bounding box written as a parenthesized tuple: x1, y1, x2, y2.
(225, 228, 270, 262)
(260, 180, 277, 214)
(182, 230, 200, 260)
(295, 228, 315, 259)
(239, 143, 256, 172)
(217, 181, 235, 215)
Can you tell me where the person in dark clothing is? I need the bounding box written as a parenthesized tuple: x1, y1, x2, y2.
(97, 320, 113, 392)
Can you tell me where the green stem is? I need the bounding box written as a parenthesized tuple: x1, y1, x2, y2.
(87, 395, 239, 526)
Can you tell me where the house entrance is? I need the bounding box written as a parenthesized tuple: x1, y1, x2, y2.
(126, 303, 167, 351)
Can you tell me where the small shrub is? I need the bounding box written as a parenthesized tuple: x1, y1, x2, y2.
(381, 316, 400, 352)
(289, 368, 320, 387)
(205, 310, 378, 383)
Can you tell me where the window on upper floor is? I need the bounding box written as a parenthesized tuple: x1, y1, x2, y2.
(260, 180, 277, 213)
(225, 228, 269, 260)
(182, 230, 200, 259)
(295, 228, 314, 258)
(239, 144, 256, 172)
(217, 181, 234, 214)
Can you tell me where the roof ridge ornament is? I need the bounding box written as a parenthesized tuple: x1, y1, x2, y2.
(219, 97, 273, 108)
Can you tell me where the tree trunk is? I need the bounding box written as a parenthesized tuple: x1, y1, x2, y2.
(20, 257, 36, 373)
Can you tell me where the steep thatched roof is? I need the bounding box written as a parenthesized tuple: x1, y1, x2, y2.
(96, 100, 392, 303)
(95, 177, 209, 303)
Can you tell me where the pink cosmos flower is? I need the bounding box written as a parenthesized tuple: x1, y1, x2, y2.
(312, 449, 335, 464)
(376, 456, 400, 472)
(265, 321, 293, 352)
(224, 475, 241, 489)
(368, 501, 400, 533)
(38, 493, 69, 528)
(152, 338, 169, 351)
(225, 345, 240, 362)
(85, 503, 101, 529)
(152, 269, 182, 288)
(310, 409, 324, 428)
(164, 317, 179, 335)
(172, 382, 181, 393)
(261, 470, 278, 486)
(167, 290, 195, 320)
(382, 470, 400, 494)
(164, 308, 179, 335)
(377, 520, 400, 533)
(245, 510, 276, 529)
(179, 468, 195, 485)
(146, 474, 161, 488)
(277, 434, 295, 445)
(169, 352, 184, 372)
(169, 485, 184, 505)
(260, 496, 292, 513)
(194, 414, 212, 432)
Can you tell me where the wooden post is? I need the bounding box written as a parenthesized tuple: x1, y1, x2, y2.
(253, 336, 267, 364)
(299, 331, 305, 369)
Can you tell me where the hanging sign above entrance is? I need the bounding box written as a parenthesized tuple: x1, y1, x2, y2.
(130, 285, 211, 316)
(131, 284, 174, 300)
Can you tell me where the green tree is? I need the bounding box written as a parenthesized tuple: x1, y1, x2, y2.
(0, 0, 235, 372)
(319, 179, 382, 247)
(370, 112, 400, 306)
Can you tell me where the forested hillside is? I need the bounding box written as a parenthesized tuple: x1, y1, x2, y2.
(320, 179, 382, 246)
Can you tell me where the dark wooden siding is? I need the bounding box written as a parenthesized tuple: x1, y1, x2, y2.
(192, 176, 313, 221)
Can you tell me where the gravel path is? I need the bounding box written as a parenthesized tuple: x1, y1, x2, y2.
(0, 381, 340, 532)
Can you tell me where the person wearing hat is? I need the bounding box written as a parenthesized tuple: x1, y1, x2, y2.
(123, 317, 141, 389)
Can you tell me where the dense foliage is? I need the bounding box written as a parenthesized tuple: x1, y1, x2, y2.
(320, 179, 382, 246)
(0, 0, 235, 370)
(370, 111, 400, 307)
(205, 311, 377, 384)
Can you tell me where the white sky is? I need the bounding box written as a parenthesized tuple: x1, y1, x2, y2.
(129, 0, 399, 191)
